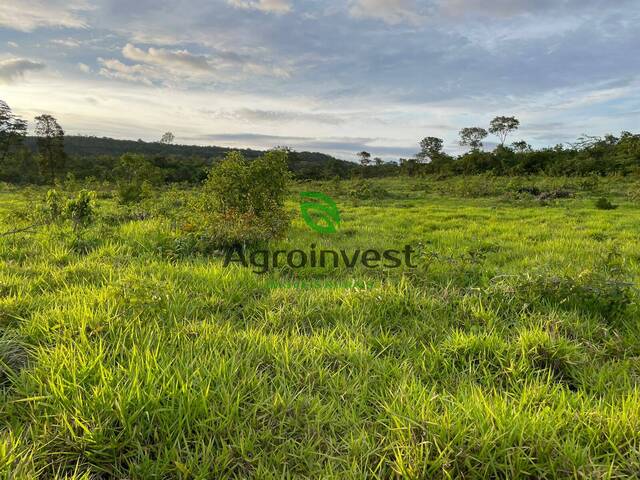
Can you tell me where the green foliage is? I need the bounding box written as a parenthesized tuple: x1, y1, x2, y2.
(0, 100, 27, 165)
(43, 189, 96, 231)
(45, 189, 63, 220)
(459, 126, 488, 150)
(115, 153, 162, 204)
(192, 150, 291, 246)
(63, 190, 97, 231)
(489, 116, 520, 145)
(594, 197, 618, 210)
(34, 114, 66, 185)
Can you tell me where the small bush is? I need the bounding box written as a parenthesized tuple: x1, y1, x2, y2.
(594, 197, 618, 210)
(64, 189, 97, 232)
(45, 189, 63, 220)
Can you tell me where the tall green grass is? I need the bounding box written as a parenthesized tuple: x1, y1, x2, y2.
(0, 176, 638, 478)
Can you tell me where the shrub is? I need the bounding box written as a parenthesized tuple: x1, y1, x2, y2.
(191, 150, 291, 247)
(594, 197, 618, 210)
(45, 189, 63, 220)
(64, 190, 96, 232)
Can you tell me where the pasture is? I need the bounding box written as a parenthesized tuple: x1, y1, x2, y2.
(0, 176, 639, 478)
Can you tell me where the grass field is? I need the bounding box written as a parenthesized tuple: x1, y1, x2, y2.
(1, 176, 639, 478)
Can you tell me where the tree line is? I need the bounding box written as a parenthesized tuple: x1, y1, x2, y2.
(359, 116, 640, 177)
(2, 99, 639, 185)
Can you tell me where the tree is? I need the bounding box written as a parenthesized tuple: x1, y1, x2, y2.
(160, 132, 175, 144)
(374, 157, 383, 166)
(358, 151, 371, 167)
(417, 136, 444, 163)
(459, 127, 488, 151)
(35, 114, 66, 185)
(489, 116, 520, 146)
(511, 140, 532, 153)
(0, 100, 27, 164)
(196, 150, 291, 246)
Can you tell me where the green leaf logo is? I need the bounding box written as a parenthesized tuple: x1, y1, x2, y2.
(300, 192, 341, 234)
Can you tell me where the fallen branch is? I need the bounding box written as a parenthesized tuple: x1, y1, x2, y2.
(0, 223, 42, 237)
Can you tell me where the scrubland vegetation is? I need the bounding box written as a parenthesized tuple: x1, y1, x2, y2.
(1, 170, 640, 478)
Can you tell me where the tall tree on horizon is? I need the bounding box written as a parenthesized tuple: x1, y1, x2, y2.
(358, 151, 371, 167)
(417, 136, 444, 163)
(489, 116, 520, 146)
(160, 132, 175, 144)
(0, 100, 27, 164)
(35, 114, 66, 185)
(459, 127, 488, 151)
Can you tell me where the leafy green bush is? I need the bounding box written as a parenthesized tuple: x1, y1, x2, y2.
(594, 197, 618, 210)
(64, 190, 97, 232)
(190, 150, 291, 247)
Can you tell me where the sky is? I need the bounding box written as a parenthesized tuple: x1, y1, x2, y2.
(0, 0, 639, 161)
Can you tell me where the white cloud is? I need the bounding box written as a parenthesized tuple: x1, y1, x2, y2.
(0, 0, 91, 32)
(98, 58, 155, 86)
(78, 63, 92, 74)
(122, 44, 212, 73)
(227, 0, 291, 14)
(349, 0, 425, 25)
(7, 42, 19, 48)
(0, 58, 46, 84)
(98, 43, 290, 85)
(51, 38, 83, 48)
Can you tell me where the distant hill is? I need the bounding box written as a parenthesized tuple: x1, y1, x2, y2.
(21, 135, 357, 182)
(24, 135, 261, 159)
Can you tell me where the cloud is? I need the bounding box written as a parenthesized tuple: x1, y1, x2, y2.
(227, 0, 291, 14)
(349, 0, 425, 25)
(436, 0, 629, 19)
(122, 44, 212, 72)
(78, 63, 92, 74)
(439, 0, 556, 17)
(0, 58, 45, 84)
(99, 43, 290, 85)
(51, 38, 83, 48)
(98, 58, 155, 86)
(204, 108, 345, 125)
(0, 0, 91, 32)
(1, 0, 638, 160)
